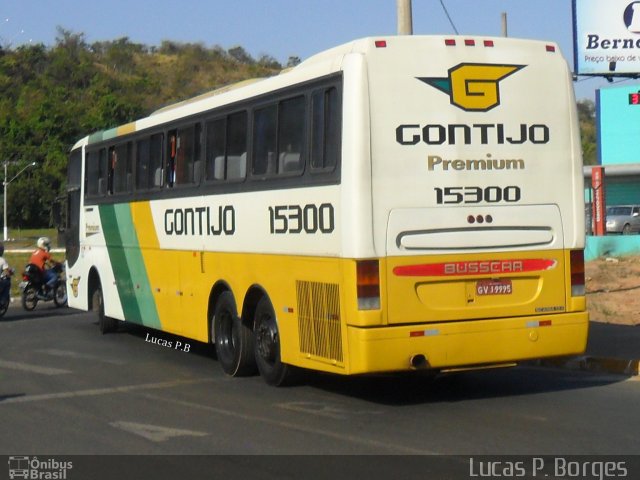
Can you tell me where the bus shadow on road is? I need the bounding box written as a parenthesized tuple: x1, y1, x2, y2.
(296, 365, 628, 406)
(82, 319, 628, 406)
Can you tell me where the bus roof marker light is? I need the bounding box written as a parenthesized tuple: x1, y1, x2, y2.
(546, 45, 556, 52)
(375, 40, 387, 48)
(465, 39, 476, 46)
(484, 40, 494, 47)
(445, 39, 456, 46)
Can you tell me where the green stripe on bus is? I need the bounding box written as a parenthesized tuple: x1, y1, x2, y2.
(113, 204, 161, 329)
(88, 132, 103, 144)
(100, 204, 160, 329)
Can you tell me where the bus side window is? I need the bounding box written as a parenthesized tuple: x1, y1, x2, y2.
(107, 147, 115, 194)
(167, 131, 177, 187)
(174, 124, 202, 186)
(136, 138, 150, 191)
(150, 133, 164, 188)
(252, 105, 277, 176)
(277, 96, 305, 175)
(206, 118, 226, 181)
(86, 149, 106, 197)
(113, 142, 133, 194)
(311, 87, 340, 172)
(227, 111, 247, 180)
(97, 149, 107, 195)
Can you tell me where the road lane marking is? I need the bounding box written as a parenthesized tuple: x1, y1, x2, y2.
(110, 421, 208, 442)
(0, 378, 213, 404)
(0, 359, 71, 375)
(37, 349, 127, 365)
(138, 392, 438, 455)
(277, 401, 383, 419)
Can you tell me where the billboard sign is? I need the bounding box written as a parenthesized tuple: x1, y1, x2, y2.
(597, 84, 640, 164)
(573, 0, 640, 75)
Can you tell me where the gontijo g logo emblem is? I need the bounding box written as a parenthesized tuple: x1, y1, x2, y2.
(418, 63, 525, 112)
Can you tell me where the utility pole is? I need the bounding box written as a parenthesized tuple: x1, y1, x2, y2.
(3, 161, 7, 242)
(397, 0, 413, 35)
(3, 161, 36, 242)
(501, 12, 508, 37)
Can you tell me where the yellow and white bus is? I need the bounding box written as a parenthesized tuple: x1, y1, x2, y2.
(63, 36, 588, 385)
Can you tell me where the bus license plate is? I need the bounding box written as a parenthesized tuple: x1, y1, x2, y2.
(476, 279, 512, 296)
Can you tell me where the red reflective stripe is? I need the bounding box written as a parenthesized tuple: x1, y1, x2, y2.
(393, 259, 557, 277)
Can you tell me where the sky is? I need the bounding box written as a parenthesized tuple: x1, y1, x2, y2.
(0, 0, 633, 100)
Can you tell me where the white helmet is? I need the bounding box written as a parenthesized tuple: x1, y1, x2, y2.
(37, 237, 51, 252)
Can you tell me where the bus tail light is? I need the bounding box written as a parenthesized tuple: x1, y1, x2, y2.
(356, 260, 380, 310)
(570, 250, 585, 297)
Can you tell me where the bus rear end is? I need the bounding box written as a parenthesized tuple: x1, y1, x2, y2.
(346, 36, 587, 374)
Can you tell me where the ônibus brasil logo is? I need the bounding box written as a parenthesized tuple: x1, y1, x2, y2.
(418, 63, 525, 112)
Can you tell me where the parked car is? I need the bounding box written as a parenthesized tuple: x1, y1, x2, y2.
(606, 205, 640, 234)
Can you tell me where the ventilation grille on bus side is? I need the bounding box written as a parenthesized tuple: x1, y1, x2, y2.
(296, 281, 343, 364)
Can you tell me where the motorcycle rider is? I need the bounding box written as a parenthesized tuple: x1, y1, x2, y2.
(0, 242, 12, 306)
(29, 237, 59, 297)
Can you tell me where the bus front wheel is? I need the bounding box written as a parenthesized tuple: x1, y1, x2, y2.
(93, 287, 117, 334)
(213, 291, 256, 376)
(254, 296, 297, 386)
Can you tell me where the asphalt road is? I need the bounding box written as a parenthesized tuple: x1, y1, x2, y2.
(1, 304, 639, 458)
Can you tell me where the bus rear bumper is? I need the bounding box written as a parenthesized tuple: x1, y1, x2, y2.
(345, 312, 589, 375)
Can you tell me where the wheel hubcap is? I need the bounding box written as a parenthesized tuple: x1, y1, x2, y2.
(256, 316, 277, 363)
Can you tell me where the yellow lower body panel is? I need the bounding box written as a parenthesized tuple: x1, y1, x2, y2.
(345, 312, 588, 375)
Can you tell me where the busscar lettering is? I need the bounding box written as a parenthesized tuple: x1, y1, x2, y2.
(164, 206, 235, 236)
(396, 123, 549, 146)
(444, 261, 524, 275)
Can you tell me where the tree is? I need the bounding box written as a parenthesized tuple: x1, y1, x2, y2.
(577, 99, 597, 165)
(228, 45, 253, 64)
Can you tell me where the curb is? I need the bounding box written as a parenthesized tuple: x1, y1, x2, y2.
(533, 355, 640, 376)
(5, 248, 65, 254)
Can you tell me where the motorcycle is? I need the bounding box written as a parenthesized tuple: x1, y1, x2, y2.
(0, 267, 13, 318)
(19, 262, 67, 311)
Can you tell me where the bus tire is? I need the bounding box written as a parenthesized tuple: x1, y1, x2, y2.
(254, 296, 298, 386)
(93, 287, 117, 334)
(213, 291, 256, 377)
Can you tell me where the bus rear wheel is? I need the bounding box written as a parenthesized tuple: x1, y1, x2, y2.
(213, 291, 256, 376)
(254, 296, 297, 386)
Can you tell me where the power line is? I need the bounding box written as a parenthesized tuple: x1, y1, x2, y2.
(439, 0, 459, 35)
